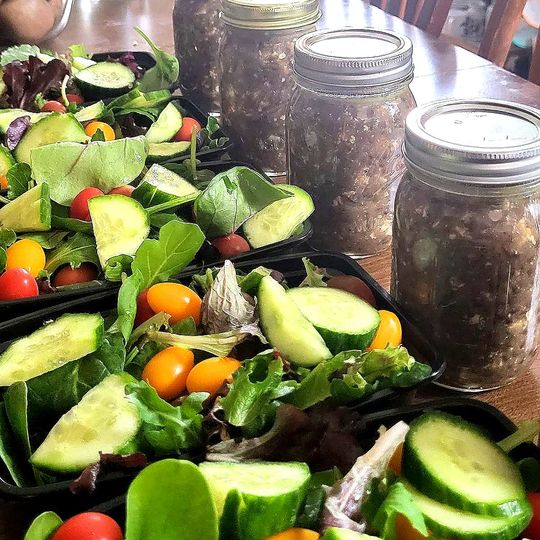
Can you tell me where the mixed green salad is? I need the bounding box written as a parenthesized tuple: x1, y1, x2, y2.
(0, 163, 314, 302)
(23, 412, 540, 540)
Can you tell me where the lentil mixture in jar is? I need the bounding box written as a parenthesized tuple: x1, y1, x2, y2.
(392, 100, 540, 391)
(287, 29, 415, 256)
(219, 0, 321, 176)
(173, 0, 222, 114)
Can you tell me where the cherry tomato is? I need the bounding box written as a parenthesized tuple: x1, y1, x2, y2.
(147, 283, 202, 325)
(108, 185, 134, 197)
(52, 263, 98, 287)
(388, 442, 403, 476)
(5, 239, 45, 277)
(0, 268, 39, 301)
(135, 289, 155, 326)
(41, 100, 66, 113)
(85, 121, 116, 141)
(142, 346, 195, 400)
(327, 275, 376, 307)
(524, 492, 540, 539)
(51, 512, 123, 540)
(264, 529, 319, 540)
(186, 357, 241, 395)
(66, 93, 84, 105)
(69, 187, 104, 221)
(211, 234, 251, 258)
(395, 514, 429, 540)
(0, 175, 7, 191)
(173, 117, 202, 142)
(367, 310, 402, 350)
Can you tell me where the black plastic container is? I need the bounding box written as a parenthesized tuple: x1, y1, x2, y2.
(0, 163, 311, 321)
(91, 51, 157, 72)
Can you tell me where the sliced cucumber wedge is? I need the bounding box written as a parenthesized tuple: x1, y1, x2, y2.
(287, 287, 380, 353)
(74, 100, 105, 122)
(199, 461, 310, 540)
(145, 102, 183, 144)
(243, 185, 314, 249)
(31, 373, 140, 473)
(88, 194, 150, 267)
(258, 275, 332, 366)
(0, 145, 15, 177)
(74, 61, 136, 99)
(403, 411, 529, 518)
(0, 183, 51, 232)
(132, 163, 200, 208)
(0, 313, 103, 386)
(147, 141, 191, 163)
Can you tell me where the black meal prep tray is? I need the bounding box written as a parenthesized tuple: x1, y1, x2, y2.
(0, 251, 444, 500)
(0, 162, 312, 321)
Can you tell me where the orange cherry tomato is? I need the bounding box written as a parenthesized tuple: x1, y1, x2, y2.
(388, 442, 403, 475)
(173, 117, 202, 142)
(5, 239, 46, 277)
(264, 529, 320, 540)
(186, 357, 241, 395)
(85, 121, 116, 141)
(0, 175, 7, 191)
(367, 310, 402, 350)
(41, 100, 66, 113)
(142, 346, 195, 401)
(396, 514, 429, 540)
(146, 283, 202, 325)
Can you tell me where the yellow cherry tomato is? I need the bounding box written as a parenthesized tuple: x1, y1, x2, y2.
(186, 357, 241, 395)
(147, 283, 202, 325)
(5, 239, 46, 277)
(84, 121, 116, 141)
(264, 529, 320, 540)
(142, 346, 194, 401)
(367, 310, 402, 350)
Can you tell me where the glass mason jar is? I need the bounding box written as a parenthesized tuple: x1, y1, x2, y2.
(287, 29, 416, 256)
(173, 0, 222, 114)
(391, 99, 540, 391)
(219, 0, 321, 176)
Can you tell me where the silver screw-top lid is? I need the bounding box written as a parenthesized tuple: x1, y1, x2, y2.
(221, 0, 321, 30)
(404, 99, 540, 187)
(294, 28, 414, 93)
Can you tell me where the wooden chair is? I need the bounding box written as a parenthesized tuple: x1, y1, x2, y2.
(368, 0, 528, 67)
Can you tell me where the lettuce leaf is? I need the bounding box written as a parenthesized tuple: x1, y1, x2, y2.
(0, 44, 40, 66)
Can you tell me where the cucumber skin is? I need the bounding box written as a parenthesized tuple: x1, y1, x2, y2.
(402, 412, 529, 518)
(316, 325, 378, 355)
(146, 142, 191, 163)
(132, 181, 198, 208)
(75, 62, 135, 99)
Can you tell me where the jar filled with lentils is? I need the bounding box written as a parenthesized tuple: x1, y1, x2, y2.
(219, 0, 320, 176)
(392, 99, 540, 391)
(173, 0, 222, 114)
(287, 28, 416, 256)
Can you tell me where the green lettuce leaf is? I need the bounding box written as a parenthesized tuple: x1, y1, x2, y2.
(1, 44, 40, 66)
(7, 163, 32, 199)
(69, 44, 89, 58)
(299, 257, 329, 287)
(43, 232, 99, 274)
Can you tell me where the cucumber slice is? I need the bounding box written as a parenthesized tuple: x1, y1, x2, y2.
(132, 163, 200, 208)
(72, 56, 96, 71)
(88, 194, 150, 267)
(0, 144, 15, 177)
(322, 529, 381, 540)
(145, 102, 183, 144)
(0, 313, 103, 386)
(0, 183, 51, 232)
(147, 141, 191, 163)
(403, 480, 531, 540)
(31, 373, 140, 473)
(199, 461, 310, 540)
(0, 110, 50, 135)
(14, 113, 88, 165)
(403, 411, 529, 518)
(287, 287, 380, 353)
(74, 100, 105, 122)
(74, 61, 136, 99)
(258, 275, 332, 367)
(243, 185, 314, 249)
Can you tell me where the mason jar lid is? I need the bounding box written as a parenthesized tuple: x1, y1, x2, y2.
(404, 99, 540, 187)
(294, 28, 414, 92)
(221, 0, 321, 30)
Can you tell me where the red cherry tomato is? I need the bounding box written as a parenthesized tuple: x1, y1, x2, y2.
(41, 100, 66, 113)
(51, 512, 123, 540)
(135, 288, 155, 326)
(173, 117, 202, 142)
(69, 187, 104, 221)
(524, 492, 540, 539)
(211, 234, 251, 258)
(0, 268, 39, 301)
(108, 185, 134, 197)
(52, 263, 98, 287)
(327, 275, 377, 307)
(66, 93, 85, 105)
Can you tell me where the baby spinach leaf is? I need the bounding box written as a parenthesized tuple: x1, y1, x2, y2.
(20, 231, 68, 249)
(4, 382, 32, 458)
(0, 402, 29, 486)
(43, 232, 99, 274)
(7, 162, 32, 199)
(105, 254, 133, 282)
(125, 459, 219, 540)
(51, 203, 93, 233)
(193, 166, 291, 238)
(135, 27, 180, 92)
(0, 229, 16, 248)
(0, 44, 40, 66)
(23, 511, 63, 540)
(115, 272, 142, 342)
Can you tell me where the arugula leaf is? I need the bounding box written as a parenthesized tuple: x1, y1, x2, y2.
(104, 254, 133, 281)
(299, 257, 329, 287)
(126, 380, 206, 455)
(0, 44, 40, 66)
(135, 27, 180, 91)
(51, 203, 93, 234)
(43, 232, 99, 274)
(193, 166, 291, 238)
(20, 231, 68, 249)
(7, 163, 32, 199)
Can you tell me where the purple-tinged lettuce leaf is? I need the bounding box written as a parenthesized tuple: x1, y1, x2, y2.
(119, 52, 145, 79)
(5, 116, 30, 150)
